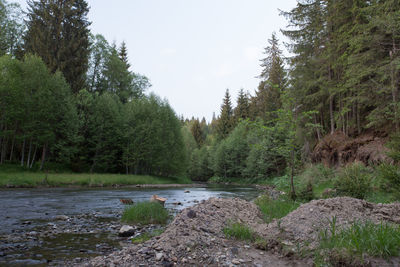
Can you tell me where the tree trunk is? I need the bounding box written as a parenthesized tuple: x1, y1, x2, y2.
(289, 147, 296, 201)
(40, 143, 47, 171)
(27, 138, 33, 168)
(9, 134, 15, 162)
(357, 101, 361, 135)
(314, 113, 321, 141)
(30, 142, 38, 169)
(20, 138, 26, 166)
(329, 95, 335, 134)
(390, 42, 399, 132)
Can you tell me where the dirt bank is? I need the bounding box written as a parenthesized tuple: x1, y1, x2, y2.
(312, 131, 390, 166)
(79, 197, 400, 267)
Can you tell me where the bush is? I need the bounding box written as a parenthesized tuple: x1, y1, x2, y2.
(334, 163, 372, 199)
(377, 163, 400, 196)
(223, 222, 254, 241)
(121, 202, 169, 225)
(298, 181, 314, 201)
(319, 218, 400, 264)
(254, 195, 300, 223)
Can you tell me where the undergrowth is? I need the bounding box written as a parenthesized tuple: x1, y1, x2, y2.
(254, 195, 299, 223)
(316, 217, 400, 265)
(223, 222, 255, 241)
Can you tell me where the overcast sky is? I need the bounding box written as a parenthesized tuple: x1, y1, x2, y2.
(15, 0, 298, 121)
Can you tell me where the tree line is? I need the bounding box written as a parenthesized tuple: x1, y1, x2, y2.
(185, 0, 400, 181)
(0, 0, 185, 176)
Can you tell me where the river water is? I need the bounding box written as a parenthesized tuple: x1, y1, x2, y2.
(0, 185, 261, 265)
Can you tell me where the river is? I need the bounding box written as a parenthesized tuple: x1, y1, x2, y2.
(0, 185, 261, 265)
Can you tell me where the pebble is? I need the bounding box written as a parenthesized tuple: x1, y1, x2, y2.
(231, 259, 240, 265)
(155, 252, 163, 261)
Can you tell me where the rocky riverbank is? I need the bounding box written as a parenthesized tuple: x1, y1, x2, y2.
(80, 197, 400, 267)
(0, 210, 162, 266)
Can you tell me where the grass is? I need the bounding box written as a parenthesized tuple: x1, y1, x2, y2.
(254, 195, 300, 223)
(121, 201, 169, 225)
(317, 217, 400, 265)
(131, 229, 164, 244)
(223, 222, 255, 241)
(0, 164, 191, 188)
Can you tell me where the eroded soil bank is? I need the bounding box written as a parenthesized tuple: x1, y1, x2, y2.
(81, 197, 400, 267)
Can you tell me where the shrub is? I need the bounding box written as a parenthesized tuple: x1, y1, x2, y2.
(298, 181, 314, 201)
(254, 195, 299, 223)
(334, 163, 372, 199)
(121, 202, 169, 225)
(223, 222, 254, 241)
(319, 218, 400, 264)
(377, 163, 400, 197)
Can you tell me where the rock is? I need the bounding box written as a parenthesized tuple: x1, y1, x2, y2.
(230, 247, 239, 255)
(184, 190, 190, 193)
(162, 260, 173, 267)
(231, 259, 240, 265)
(118, 225, 135, 237)
(171, 256, 178, 262)
(172, 202, 182, 205)
(155, 252, 164, 261)
(55, 215, 69, 221)
(187, 209, 196, 218)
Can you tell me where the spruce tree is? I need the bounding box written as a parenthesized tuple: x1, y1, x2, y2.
(190, 119, 204, 147)
(234, 88, 249, 121)
(217, 89, 234, 139)
(252, 33, 285, 120)
(24, 0, 91, 94)
(118, 41, 130, 70)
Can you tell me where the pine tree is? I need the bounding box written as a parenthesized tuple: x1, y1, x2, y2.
(190, 119, 204, 147)
(217, 89, 234, 139)
(118, 41, 130, 70)
(252, 33, 286, 120)
(24, 0, 91, 94)
(234, 88, 249, 121)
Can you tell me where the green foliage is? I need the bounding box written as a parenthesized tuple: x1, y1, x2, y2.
(334, 163, 372, 199)
(121, 202, 169, 225)
(319, 218, 400, 264)
(217, 89, 234, 139)
(188, 146, 212, 181)
(25, 0, 91, 94)
(212, 121, 250, 178)
(223, 222, 255, 241)
(386, 133, 400, 163)
(0, 0, 24, 57)
(377, 163, 400, 198)
(254, 195, 299, 223)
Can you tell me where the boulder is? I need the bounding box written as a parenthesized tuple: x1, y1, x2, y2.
(118, 225, 135, 237)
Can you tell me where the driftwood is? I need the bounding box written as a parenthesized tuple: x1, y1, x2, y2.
(150, 195, 167, 206)
(119, 199, 134, 205)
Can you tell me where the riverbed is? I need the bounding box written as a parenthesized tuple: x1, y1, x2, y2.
(0, 185, 261, 265)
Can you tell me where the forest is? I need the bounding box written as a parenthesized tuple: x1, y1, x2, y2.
(1, 0, 400, 185)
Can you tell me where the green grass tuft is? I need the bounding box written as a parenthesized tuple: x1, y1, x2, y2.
(318, 217, 400, 264)
(223, 222, 255, 241)
(254, 195, 300, 223)
(131, 229, 164, 244)
(121, 202, 169, 225)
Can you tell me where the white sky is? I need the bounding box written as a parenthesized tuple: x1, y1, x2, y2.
(15, 0, 298, 121)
